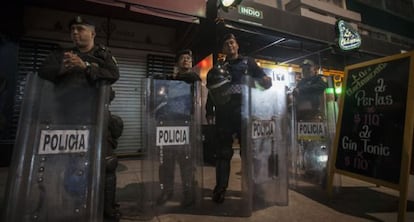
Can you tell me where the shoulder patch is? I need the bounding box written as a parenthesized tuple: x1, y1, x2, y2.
(97, 44, 106, 51)
(242, 56, 248, 65)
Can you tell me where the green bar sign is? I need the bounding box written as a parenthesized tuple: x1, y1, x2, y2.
(238, 5, 263, 19)
(336, 19, 361, 51)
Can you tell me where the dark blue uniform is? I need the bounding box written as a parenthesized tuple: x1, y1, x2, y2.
(206, 56, 267, 201)
(38, 45, 119, 85)
(295, 75, 327, 120)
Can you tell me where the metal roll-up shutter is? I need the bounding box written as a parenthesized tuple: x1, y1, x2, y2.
(110, 53, 175, 155)
(147, 54, 175, 77)
(109, 54, 147, 154)
(12, 41, 59, 140)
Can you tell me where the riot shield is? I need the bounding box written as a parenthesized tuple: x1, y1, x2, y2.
(290, 80, 337, 188)
(243, 72, 289, 212)
(3, 74, 110, 222)
(209, 72, 288, 217)
(141, 77, 202, 217)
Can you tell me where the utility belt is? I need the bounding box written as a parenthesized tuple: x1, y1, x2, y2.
(216, 94, 242, 111)
(229, 93, 242, 101)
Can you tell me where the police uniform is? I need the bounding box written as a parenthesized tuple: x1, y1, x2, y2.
(38, 44, 119, 85)
(38, 16, 121, 221)
(105, 112, 123, 219)
(295, 61, 327, 120)
(206, 55, 268, 203)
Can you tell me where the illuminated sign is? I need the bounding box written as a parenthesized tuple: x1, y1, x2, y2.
(238, 5, 263, 19)
(336, 20, 361, 51)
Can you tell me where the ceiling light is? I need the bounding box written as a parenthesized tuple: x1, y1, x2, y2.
(220, 0, 243, 11)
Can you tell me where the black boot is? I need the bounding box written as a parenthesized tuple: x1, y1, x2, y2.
(104, 165, 120, 221)
(181, 191, 195, 207)
(156, 191, 173, 205)
(212, 186, 226, 204)
(104, 204, 121, 222)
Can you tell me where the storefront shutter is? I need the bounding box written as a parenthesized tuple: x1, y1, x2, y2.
(111, 53, 174, 154)
(109, 54, 147, 154)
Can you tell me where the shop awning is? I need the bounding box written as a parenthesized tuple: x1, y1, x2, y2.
(215, 1, 410, 69)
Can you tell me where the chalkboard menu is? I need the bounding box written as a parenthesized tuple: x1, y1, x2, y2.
(334, 53, 413, 185)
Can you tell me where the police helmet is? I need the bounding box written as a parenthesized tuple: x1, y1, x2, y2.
(206, 64, 232, 105)
(206, 64, 231, 90)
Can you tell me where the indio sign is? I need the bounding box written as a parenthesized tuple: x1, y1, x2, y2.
(238, 5, 263, 19)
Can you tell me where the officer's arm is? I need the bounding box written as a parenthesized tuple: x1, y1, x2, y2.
(86, 53, 120, 84)
(258, 75, 272, 89)
(205, 92, 215, 124)
(248, 58, 272, 89)
(38, 50, 64, 83)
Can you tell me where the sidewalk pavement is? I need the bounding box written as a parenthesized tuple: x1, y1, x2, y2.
(115, 156, 414, 222)
(1, 156, 413, 222)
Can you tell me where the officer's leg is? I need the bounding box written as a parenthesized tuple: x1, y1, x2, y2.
(213, 127, 234, 203)
(104, 154, 121, 221)
(157, 149, 175, 205)
(178, 149, 196, 207)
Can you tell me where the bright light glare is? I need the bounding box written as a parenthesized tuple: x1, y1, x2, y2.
(221, 0, 236, 7)
(317, 155, 328, 162)
(335, 87, 342, 94)
(158, 86, 166, 96)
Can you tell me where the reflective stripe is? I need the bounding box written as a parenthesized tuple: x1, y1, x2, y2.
(208, 79, 231, 89)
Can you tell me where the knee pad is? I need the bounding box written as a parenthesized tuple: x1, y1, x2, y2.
(216, 147, 234, 160)
(105, 155, 118, 172)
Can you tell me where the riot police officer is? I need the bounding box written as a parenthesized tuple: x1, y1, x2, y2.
(293, 59, 327, 120)
(292, 59, 328, 185)
(154, 49, 200, 206)
(38, 16, 121, 221)
(39, 16, 118, 85)
(206, 33, 272, 203)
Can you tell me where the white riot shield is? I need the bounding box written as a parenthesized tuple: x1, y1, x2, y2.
(3, 74, 110, 222)
(243, 72, 289, 212)
(141, 77, 202, 217)
(290, 80, 337, 188)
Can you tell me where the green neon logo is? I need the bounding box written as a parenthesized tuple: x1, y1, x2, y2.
(337, 20, 361, 51)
